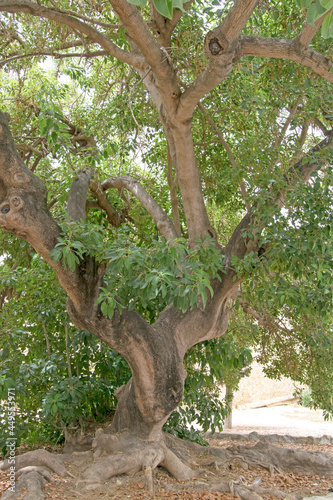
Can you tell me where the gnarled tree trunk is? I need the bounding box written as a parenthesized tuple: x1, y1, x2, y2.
(0, 110, 236, 481)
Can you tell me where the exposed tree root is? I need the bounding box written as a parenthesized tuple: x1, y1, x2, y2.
(0, 449, 68, 478)
(82, 429, 196, 490)
(2, 431, 333, 499)
(222, 477, 291, 500)
(1, 471, 46, 500)
(217, 442, 333, 477)
(16, 466, 55, 482)
(194, 475, 299, 500)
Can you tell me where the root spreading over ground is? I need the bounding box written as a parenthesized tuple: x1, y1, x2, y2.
(1, 430, 333, 499)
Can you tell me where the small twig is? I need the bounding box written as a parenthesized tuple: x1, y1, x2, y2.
(198, 102, 251, 212)
(0, 49, 108, 67)
(128, 69, 152, 140)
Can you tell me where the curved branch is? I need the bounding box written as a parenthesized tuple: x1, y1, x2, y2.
(240, 35, 333, 83)
(90, 180, 125, 227)
(101, 176, 178, 240)
(0, 0, 145, 70)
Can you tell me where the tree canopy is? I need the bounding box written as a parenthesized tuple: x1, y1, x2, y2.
(0, 0, 333, 484)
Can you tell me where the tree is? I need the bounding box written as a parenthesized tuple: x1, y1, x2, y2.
(0, 0, 332, 485)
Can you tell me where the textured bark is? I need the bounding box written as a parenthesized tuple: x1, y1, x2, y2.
(67, 169, 92, 222)
(214, 442, 333, 478)
(0, 449, 68, 477)
(1, 471, 46, 500)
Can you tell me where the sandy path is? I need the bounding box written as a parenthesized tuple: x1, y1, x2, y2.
(229, 403, 333, 437)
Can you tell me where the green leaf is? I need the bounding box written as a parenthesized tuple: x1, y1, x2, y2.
(51, 403, 58, 415)
(101, 301, 108, 316)
(66, 252, 77, 271)
(126, 0, 147, 7)
(173, 0, 185, 12)
(321, 12, 333, 38)
(320, 0, 333, 9)
(153, 0, 173, 18)
(301, 0, 314, 6)
(306, 2, 326, 24)
(49, 247, 63, 263)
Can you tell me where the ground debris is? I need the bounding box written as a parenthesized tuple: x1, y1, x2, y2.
(1, 436, 332, 499)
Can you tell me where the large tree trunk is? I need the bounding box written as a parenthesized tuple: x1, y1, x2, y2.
(0, 110, 234, 481)
(67, 288, 232, 442)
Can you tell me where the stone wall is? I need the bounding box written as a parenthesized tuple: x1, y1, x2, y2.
(232, 361, 301, 409)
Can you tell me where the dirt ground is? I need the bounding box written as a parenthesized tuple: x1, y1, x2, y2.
(1, 403, 333, 500)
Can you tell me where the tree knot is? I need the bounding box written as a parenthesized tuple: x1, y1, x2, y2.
(209, 37, 224, 56)
(9, 195, 24, 209)
(205, 31, 228, 60)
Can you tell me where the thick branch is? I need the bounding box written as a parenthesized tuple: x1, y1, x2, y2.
(178, 1, 259, 120)
(167, 145, 181, 237)
(0, 0, 145, 70)
(240, 36, 333, 83)
(67, 169, 92, 222)
(90, 180, 125, 227)
(101, 176, 178, 240)
(178, 58, 236, 120)
(0, 112, 104, 315)
(155, 276, 234, 351)
(214, 0, 259, 44)
(109, 0, 180, 112)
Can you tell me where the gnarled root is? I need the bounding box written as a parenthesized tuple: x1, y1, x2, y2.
(0, 449, 68, 478)
(80, 429, 196, 494)
(221, 442, 333, 477)
(83, 430, 196, 491)
(0, 449, 70, 500)
(1, 471, 46, 500)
